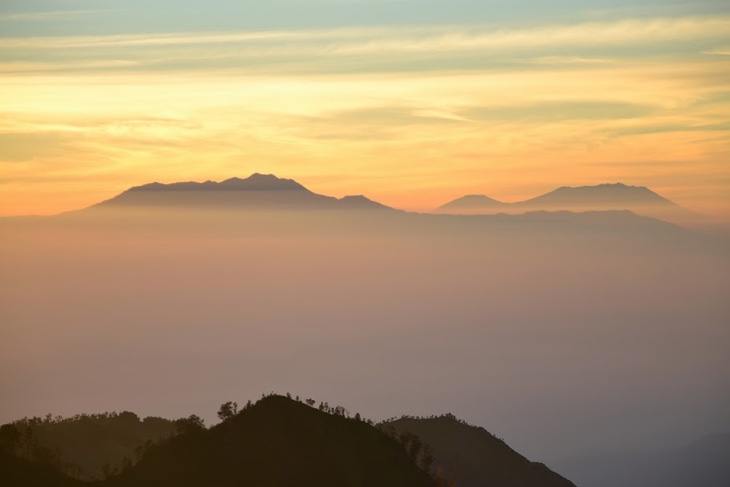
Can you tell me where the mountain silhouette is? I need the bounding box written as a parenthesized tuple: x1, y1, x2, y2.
(1, 396, 585, 487)
(92, 173, 394, 212)
(437, 194, 507, 212)
(102, 395, 434, 487)
(384, 415, 575, 487)
(517, 183, 676, 208)
(436, 183, 692, 224)
(44, 174, 705, 245)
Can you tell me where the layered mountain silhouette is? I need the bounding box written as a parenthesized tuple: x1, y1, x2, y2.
(104, 395, 434, 487)
(38, 173, 701, 245)
(384, 415, 575, 487)
(0, 395, 582, 487)
(92, 173, 392, 211)
(90, 176, 686, 224)
(437, 183, 691, 224)
(0, 395, 578, 487)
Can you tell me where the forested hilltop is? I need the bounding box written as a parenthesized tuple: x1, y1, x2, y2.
(0, 394, 574, 487)
(2, 412, 175, 479)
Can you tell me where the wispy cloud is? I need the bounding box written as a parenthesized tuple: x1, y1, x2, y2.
(1, 15, 727, 80)
(0, 10, 101, 22)
(704, 47, 730, 56)
(1, 15, 728, 51)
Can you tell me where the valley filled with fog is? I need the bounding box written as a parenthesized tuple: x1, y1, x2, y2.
(2, 205, 728, 475)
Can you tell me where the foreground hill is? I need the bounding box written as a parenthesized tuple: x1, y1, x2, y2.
(104, 395, 435, 487)
(1, 396, 582, 487)
(384, 415, 575, 487)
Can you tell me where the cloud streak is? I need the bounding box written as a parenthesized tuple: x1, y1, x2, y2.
(2, 15, 728, 51)
(0, 10, 102, 22)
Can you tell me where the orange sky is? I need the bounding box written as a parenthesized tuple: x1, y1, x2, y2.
(1, 15, 729, 219)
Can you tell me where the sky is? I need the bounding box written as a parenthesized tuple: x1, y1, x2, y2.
(1, 0, 729, 217)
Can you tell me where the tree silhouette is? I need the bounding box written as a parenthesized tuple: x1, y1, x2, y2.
(0, 423, 21, 454)
(174, 415, 205, 435)
(217, 401, 238, 422)
(419, 444, 434, 473)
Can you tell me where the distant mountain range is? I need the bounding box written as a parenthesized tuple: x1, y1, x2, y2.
(0, 395, 573, 487)
(436, 183, 691, 224)
(88, 175, 693, 226)
(43, 173, 701, 243)
(92, 173, 393, 212)
(438, 183, 675, 211)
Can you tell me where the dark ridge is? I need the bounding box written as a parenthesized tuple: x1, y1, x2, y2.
(384, 414, 575, 487)
(104, 395, 434, 487)
(8, 412, 175, 481)
(1, 397, 583, 487)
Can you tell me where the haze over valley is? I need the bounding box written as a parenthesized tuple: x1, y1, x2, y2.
(2, 174, 728, 486)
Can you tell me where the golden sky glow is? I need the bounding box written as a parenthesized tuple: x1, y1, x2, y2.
(1, 13, 729, 217)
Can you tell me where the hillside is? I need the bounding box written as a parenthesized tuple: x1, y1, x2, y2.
(9, 412, 175, 480)
(104, 395, 435, 487)
(384, 415, 575, 487)
(1, 396, 585, 487)
(0, 450, 82, 487)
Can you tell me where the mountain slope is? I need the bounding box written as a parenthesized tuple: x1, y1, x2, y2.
(11, 412, 175, 480)
(384, 415, 575, 487)
(0, 451, 81, 487)
(105, 395, 435, 487)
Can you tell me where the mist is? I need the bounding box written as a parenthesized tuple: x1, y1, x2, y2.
(1, 207, 728, 469)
